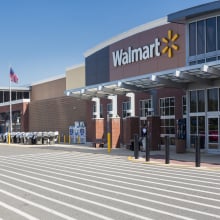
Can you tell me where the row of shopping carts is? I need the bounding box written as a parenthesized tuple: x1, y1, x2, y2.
(0, 131, 59, 145)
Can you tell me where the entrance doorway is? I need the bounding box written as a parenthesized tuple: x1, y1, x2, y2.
(208, 116, 220, 152)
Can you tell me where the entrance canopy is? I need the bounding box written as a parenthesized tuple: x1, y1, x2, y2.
(65, 61, 220, 100)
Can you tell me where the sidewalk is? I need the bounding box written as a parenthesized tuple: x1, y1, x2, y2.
(1, 142, 220, 170)
(128, 148, 220, 170)
(38, 143, 220, 169)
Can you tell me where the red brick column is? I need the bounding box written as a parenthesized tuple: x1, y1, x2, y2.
(122, 117, 139, 147)
(110, 117, 120, 148)
(147, 116, 160, 150)
(92, 118, 104, 147)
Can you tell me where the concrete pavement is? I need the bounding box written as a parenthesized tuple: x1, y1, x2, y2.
(0, 142, 220, 169)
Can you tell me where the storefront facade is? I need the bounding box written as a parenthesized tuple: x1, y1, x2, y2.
(65, 1, 220, 153)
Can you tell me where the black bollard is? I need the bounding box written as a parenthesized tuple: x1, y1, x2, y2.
(134, 134, 139, 159)
(195, 135, 200, 167)
(145, 135, 150, 161)
(165, 136, 170, 164)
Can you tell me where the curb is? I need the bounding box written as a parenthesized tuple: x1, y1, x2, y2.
(128, 156, 220, 171)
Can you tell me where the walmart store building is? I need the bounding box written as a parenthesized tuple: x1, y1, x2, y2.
(65, 1, 220, 153)
(1, 1, 220, 153)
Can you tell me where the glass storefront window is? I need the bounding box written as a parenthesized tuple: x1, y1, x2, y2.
(4, 91, 9, 102)
(206, 17, 216, 53)
(217, 17, 220, 50)
(190, 91, 196, 112)
(139, 99, 152, 117)
(188, 16, 220, 64)
(198, 90, 205, 112)
(197, 20, 205, 54)
(208, 88, 218, 111)
(189, 22, 196, 56)
(122, 101, 131, 118)
(182, 95, 186, 115)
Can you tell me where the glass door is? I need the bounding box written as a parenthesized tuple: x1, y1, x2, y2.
(208, 117, 219, 151)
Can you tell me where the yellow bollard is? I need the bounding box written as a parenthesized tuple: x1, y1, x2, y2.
(77, 136, 80, 144)
(107, 132, 111, 153)
(64, 135, 66, 144)
(69, 135, 71, 144)
(58, 135, 60, 144)
(8, 133, 10, 144)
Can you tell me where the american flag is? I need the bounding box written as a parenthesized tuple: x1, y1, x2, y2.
(10, 67, 18, 83)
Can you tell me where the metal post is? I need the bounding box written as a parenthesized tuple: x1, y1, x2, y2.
(165, 136, 170, 164)
(145, 135, 150, 161)
(134, 134, 139, 159)
(107, 114, 111, 153)
(195, 135, 200, 167)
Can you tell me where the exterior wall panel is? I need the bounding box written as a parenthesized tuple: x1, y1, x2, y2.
(109, 23, 186, 81)
(29, 96, 87, 135)
(31, 78, 65, 101)
(86, 47, 109, 86)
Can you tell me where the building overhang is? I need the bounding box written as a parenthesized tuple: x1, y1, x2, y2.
(168, 1, 220, 23)
(64, 60, 220, 100)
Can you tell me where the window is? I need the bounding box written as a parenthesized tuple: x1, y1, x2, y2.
(160, 97, 175, 116)
(188, 16, 220, 64)
(190, 90, 205, 113)
(197, 20, 205, 55)
(189, 22, 196, 56)
(23, 92, 30, 99)
(0, 91, 3, 103)
(207, 88, 218, 111)
(92, 103, 103, 118)
(198, 90, 205, 112)
(4, 91, 9, 102)
(107, 103, 112, 117)
(182, 95, 186, 115)
(122, 101, 131, 118)
(160, 97, 176, 145)
(12, 91, 16, 101)
(206, 17, 216, 53)
(139, 99, 152, 117)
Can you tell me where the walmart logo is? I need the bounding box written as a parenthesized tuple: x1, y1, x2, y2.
(112, 29, 180, 67)
(162, 30, 179, 58)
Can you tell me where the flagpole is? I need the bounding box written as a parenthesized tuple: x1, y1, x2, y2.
(9, 75, 12, 134)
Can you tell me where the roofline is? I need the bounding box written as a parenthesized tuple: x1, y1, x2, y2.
(0, 86, 30, 91)
(168, 1, 220, 23)
(84, 17, 168, 58)
(65, 63, 85, 71)
(31, 74, 65, 86)
(0, 99, 30, 107)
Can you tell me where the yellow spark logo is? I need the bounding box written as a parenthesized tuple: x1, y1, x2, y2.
(162, 30, 179, 58)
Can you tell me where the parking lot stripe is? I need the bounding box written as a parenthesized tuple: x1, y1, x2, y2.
(0, 164, 220, 219)
(0, 179, 114, 220)
(0, 189, 77, 220)
(0, 200, 39, 220)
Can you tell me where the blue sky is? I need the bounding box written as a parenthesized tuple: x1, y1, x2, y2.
(0, 0, 215, 86)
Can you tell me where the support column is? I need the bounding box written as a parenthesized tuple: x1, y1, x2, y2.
(92, 97, 100, 118)
(126, 93, 135, 116)
(122, 117, 139, 149)
(92, 118, 104, 148)
(110, 117, 120, 148)
(107, 95, 117, 117)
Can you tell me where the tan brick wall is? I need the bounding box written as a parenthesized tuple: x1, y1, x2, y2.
(31, 77, 66, 101)
(29, 96, 87, 135)
(66, 64, 85, 90)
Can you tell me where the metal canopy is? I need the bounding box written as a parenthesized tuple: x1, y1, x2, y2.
(65, 61, 220, 100)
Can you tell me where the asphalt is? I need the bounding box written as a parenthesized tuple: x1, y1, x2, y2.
(1, 142, 220, 170)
